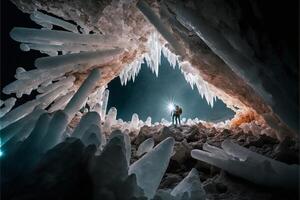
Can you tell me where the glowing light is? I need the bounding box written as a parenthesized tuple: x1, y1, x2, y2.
(0, 150, 3, 157)
(168, 103, 175, 111)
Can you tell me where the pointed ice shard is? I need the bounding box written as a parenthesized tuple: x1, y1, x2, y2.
(171, 168, 206, 199)
(137, 137, 154, 157)
(35, 48, 123, 69)
(30, 11, 78, 33)
(102, 107, 117, 133)
(145, 116, 152, 126)
(129, 137, 175, 199)
(72, 111, 101, 138)
(40, 110, 68, 152)
(100, 89, 109, 120)
(64, 68, 101, 121)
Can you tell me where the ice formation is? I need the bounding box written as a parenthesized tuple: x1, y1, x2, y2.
(100, 89, 109, 120)
(0, 98, 16, 118)
(191, 140, 299, 189)
(103, 107, 118, 133)
(136, 137, 154, 156)
(72, 112, 101, 138)
(64, 68, 101, 120)
(129, 137, 175, 199)
(130, 113, 140, 131)
(170, 168, 206, 199)
(30, 11, 79, 33)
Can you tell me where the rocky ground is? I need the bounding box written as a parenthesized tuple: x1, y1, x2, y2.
(1, 122, 299, 200)
(131, 123, 300, 200)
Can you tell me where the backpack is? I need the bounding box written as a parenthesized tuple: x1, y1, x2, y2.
(178, 108, 182, 114)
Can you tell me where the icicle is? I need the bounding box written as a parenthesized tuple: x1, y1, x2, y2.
(0, 98, 16, 118)
(100, 89, 109, 120)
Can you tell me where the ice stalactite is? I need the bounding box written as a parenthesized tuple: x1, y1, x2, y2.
(86, 86, 105, 113)
(119, 57, 144, 85)
(129, 137, 175, 199)
(169, 2, 271, 104)
(191, 140, 299, 189)
(136, 137, 154, 156)
(64, 68, 101, 121)
(30, 11, 79, 33)
(0, 98, 16, 118)
(136, 0, 183, 55)
(144, 32, 161, 77)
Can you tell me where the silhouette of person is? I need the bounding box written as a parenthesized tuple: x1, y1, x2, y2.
(172, 105, 182, 126)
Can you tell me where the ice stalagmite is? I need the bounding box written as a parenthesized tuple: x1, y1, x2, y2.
(171, 168, 206, 199)
(100, 89, 109, 120)
(0, 97, 16, 118)
(145, 116, 152, 126)
(64, 68, 101, 121)
(30, 11, 78, 33)
(136, 137, 154, 156)
(40, 110, 68, 152)
(81, 124, 101, 147)
(191, 140, 299, 189)
(129, 137, 175, 199)
(130, 113, 139, 130)
(72, 111, 101, 138)
(103, 107, 117, 133)
(109, 130, 131, 165)
(35, 48, 123, 69)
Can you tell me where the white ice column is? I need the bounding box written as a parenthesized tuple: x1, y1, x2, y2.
(130, 113, 139, 130)
(100, 89, 109, 120)
(10, 27, 120, 46)
(34, 48, 123, 70)
(30, 11, 78, 33)
(40, 110, 68, 152)
(0, 108, 45, 145)
(0, 97, 16, 118)
(72, 111, 101, 139)
(64, 68, 101, 121)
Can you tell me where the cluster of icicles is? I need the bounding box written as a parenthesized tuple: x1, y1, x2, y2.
(0, 9, 217, 131)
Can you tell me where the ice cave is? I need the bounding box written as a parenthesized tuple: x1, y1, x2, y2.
(0, 0, 299, 200)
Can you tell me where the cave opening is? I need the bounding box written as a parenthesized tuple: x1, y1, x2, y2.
(107, 53, 235, 123)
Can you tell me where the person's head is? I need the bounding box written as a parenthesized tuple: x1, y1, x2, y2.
(175, 105, 179, 109)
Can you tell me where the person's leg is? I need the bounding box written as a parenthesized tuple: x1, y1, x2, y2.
(172, 114, 175, 124)
(178, 115, 181, 125)
(175, 115, 178, 125)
